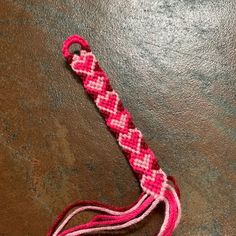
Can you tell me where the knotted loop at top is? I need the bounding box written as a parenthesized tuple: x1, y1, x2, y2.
(62, 34, 91, 61)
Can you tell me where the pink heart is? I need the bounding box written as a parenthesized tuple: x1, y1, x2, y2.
(118, 128, 142, 154)
(95, 90, 120, 114)
(130, 149, 158, 175)
(83, 72, 108, 96)
(141, 169, 167, 198)
(71, 50, 96, 77)
(106, 110, 131, 134)
(131, 153, 150, 173)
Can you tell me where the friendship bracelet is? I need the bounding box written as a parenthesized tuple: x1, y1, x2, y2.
(47, 35, 181, 236)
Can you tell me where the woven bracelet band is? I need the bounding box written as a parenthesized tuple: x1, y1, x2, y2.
(47, 35, 181, 236)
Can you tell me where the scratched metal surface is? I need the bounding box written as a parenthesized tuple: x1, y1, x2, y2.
(0, 0, 235, 235)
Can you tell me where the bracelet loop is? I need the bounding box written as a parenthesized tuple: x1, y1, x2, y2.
(62, 34, 91, 60)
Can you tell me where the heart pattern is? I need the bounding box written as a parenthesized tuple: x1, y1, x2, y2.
(83, 72, 108, 96)
(134, 153, 150, 169)
(95, 90, 120, 115)
(71, 50, 96, 77)
(106, 110, 131, 134)
(57, 36, 181, 236)
(66, 41, 174, 202)
(118, 128, 142, 154)
(130, 153, 150, 173)
(130, 149, 158, 175)
(141, 169, 167, 199)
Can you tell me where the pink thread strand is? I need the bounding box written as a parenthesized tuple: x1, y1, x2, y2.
(53, 194, 148, 235)
(58, 196, 154, 236)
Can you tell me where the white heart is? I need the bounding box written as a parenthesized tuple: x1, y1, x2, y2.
(133, 154, 151, 170)
(118, 128, 142, 154)
(87, 76, 104, 91)
(110, 113, 127, 130)
(71, 51, 96, 76)
(95, 90, 120, 114)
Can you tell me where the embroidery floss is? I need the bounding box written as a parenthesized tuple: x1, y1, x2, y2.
(47, 35, 181, 236)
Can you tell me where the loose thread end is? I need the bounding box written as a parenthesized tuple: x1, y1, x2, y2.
(47, 185, 181, 236)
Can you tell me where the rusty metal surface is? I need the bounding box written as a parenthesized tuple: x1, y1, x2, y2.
(0, 0, 235, 235)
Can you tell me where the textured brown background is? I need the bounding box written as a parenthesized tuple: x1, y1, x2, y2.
(0, 1, 236, 235)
